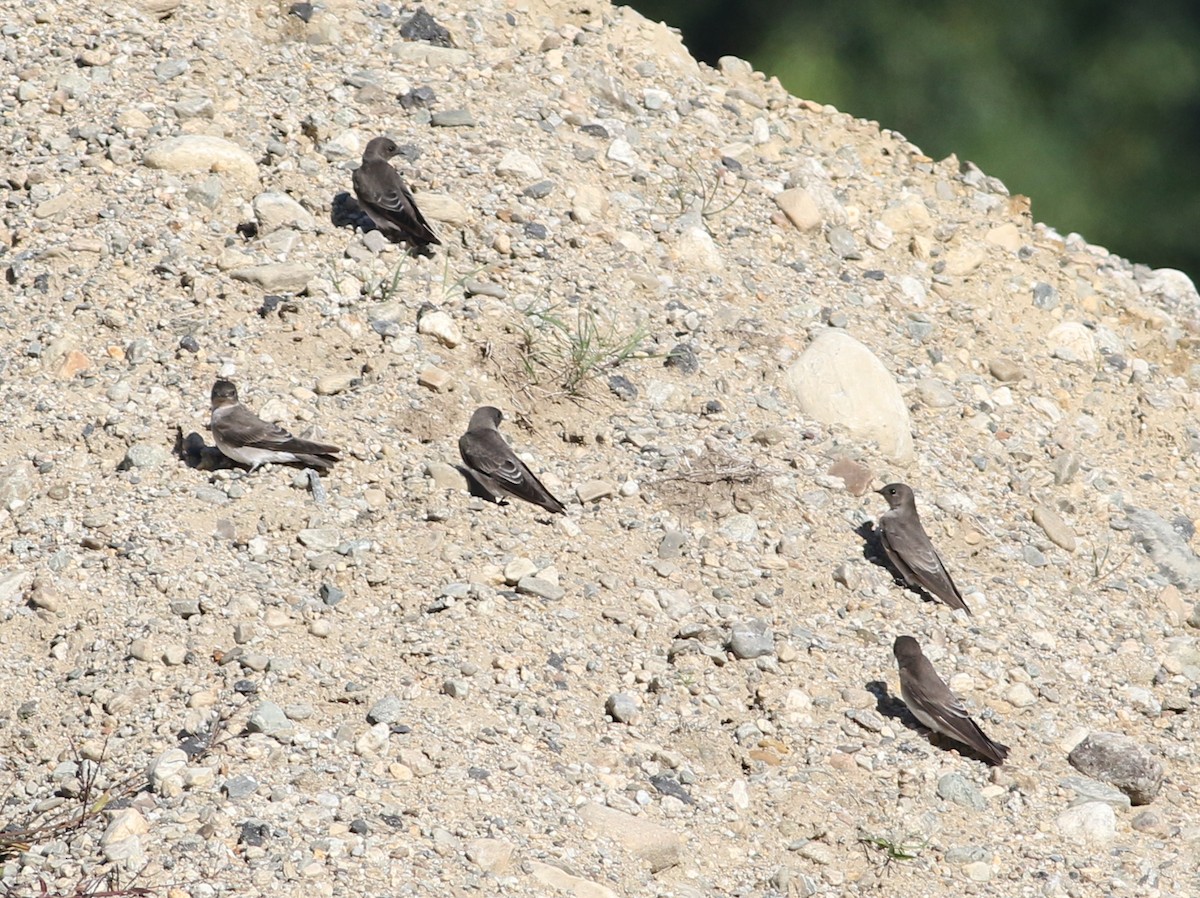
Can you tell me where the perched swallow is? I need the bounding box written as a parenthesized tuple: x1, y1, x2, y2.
(876, 482, 970, 614)
(209, 380, 340, 473)
(458, 406, 565, 514)
(894, 636, 1009, 765)
(352, 136, 441, 248)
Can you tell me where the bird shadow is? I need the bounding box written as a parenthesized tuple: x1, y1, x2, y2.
(854, 520, 940, 607)
(331, 191, 436, 257)
(865, 680, 919, 731)
(331, 191, 375, 233)
(173, 427, 236, 471)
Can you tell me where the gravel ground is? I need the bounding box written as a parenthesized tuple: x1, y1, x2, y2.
(2, 0, 1199, 896)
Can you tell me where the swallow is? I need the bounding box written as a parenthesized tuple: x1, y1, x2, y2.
(352, 136, 441, 248)
(209, 379, 340, 473)
(458, 406, 565, 514)
(893, 635, 1009, 765)
(876, 482, 970, 613)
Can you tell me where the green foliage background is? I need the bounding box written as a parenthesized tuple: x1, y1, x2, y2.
(623, 0, 1200, 279)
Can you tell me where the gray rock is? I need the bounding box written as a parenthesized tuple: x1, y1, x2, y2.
(230, 263, 315, 293)
(728, 619, 774, 659)
(0, 460, 36, 512)
(246, 701, 294, 741)
(988, 357, 1025, 382)
(1068, 731, 1163, 805)
(253, 191, 314, 234)
(1060, 775, 1132, 809)
(298, 528, 340, 551)
(937, 773, 986, 811)
(606, 693, 639, 723)
(1125, 507, 1200, 591)
(148, 748, 188, 793)
(431, 109, 476, 127)
(577, 802, 681, 872)
(719, 513, 758, 543)
(222, 774, 259, 799)
(826, 226, 860, 259)
(785, 330, 914, 464)
(516, 576, 565, 601)
(659, 530, 686, 559)
(121, 442, 170, 470)
(367, 694, 405, 725)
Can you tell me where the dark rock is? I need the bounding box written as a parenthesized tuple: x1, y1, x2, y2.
(1068, 732, 1164, 805)
(400, 7, 452, 46)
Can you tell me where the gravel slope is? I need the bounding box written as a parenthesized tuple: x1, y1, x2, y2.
(1, 1, 1199, 896)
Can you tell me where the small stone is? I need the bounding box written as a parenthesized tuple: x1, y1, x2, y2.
(826, 457, 873, 496)
(298, 528, 340, 551)
(605, 693, 639, 724)
(246, 702, 294, 741)
(826, 226, 859, 258)
(230, 263, 315, 293)
(576, 480, 616, 503)
(1032, 506, 1077, 552)
(937, 773, 986, 811)
(417, 310, 462, 347)
(367, 695, 405, 726)
(1067, 732, 1164, 805)
(315, 372, 356, 395)
(1060, 775, 1132, 809)
(121, 442, 170, 470)
(516, 576, 565, 601)
(495, 151, 542, 180)
(577, 803, 681, 872)
(466, 838, 514, 874)
(443, 679, 469, 698)
(222, 774, 259, 799)
(148, 749, 189, 794)
(504, 557, 538, 584)
(664, 343, 699, 375)
(1006, 683, 1037, 708)
(988, 358, 1025, 382)
(728, 619, 774, 659)
(426, 461, 466, 490)
(1056, 801, 1116, 844)
(774, 188, 821, 232)
(431, 109, 475, 127)
(253, 191, 314, 234)
(418, 365, 454, 392)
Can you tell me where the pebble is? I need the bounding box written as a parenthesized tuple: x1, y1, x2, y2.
(253, 191, 314, 233)
(418, 365, 454, 392)
(988, 357, 1025, 382)
(230, 263, 316, 293)
(315, 372, 356, 395)
(367, 694, 406, 725)
(937, 773, 986, 811)
(417, 310, 462, 347)
(728, 619, 774, 659)
(774, 188, 821, 232)
(605, 692, 640, 723)
(576, 480, 615, 503)
(1056, 801, 1116, 844)
(495, 150, 542, 180)
(516, 576, 565, 601)
(246, 702, 294, 741)
(1032, 505, 1077, 552)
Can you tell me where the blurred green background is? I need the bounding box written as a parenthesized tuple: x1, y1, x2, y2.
(622, 0, 1200, 279)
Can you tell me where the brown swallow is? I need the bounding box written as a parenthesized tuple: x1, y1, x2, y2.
(210, 380, 340, 473)
(458, 407, 565, 514)
(894, 635, 1009, 765)
(876, 482, 970, 614)
(352, 136, 441, 248)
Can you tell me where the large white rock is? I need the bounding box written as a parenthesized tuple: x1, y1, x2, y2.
(142, 136, 259, 185)
(785, 330, 914, 463)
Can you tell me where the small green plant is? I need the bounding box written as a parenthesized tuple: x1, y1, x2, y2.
(516, 301, 650, 397)
(650, 159, 747, 226)
(857, 829, 929, 875)
(367, 254, 412, 303)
